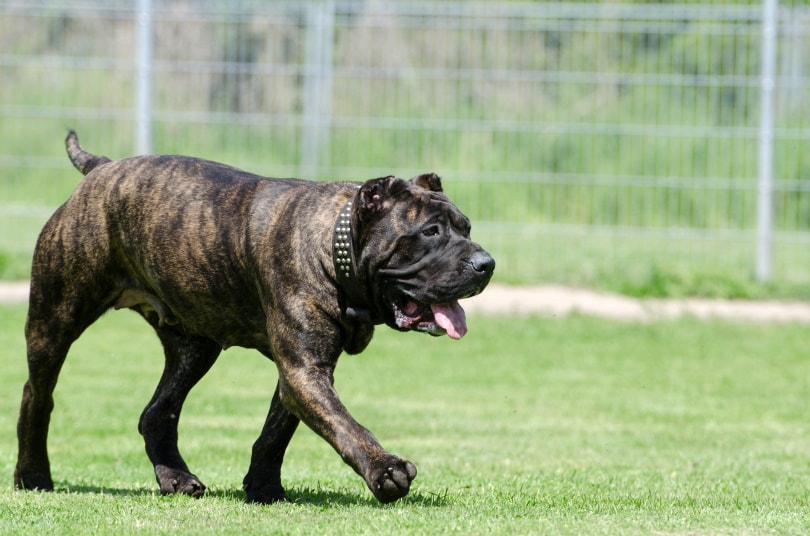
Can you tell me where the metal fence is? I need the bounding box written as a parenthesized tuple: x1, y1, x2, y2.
(1, 1, 809, 294)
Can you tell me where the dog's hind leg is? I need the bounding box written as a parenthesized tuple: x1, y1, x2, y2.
(15, 275, 114, 491)
(138, 326, 221, 497)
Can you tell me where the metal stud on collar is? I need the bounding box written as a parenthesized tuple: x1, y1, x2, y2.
(333, 200, 354, 278)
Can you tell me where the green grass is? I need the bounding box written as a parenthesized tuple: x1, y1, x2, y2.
(1, 304, 808, 534)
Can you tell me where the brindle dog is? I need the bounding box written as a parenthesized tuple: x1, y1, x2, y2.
(14, 131, 494, 504)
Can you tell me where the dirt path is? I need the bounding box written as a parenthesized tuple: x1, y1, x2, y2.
(461, 283, 810, 323)
(0, 282, 29, 305)
(3, 281, 810, 324)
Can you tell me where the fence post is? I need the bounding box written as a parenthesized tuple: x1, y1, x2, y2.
(300, 1, 335, 179)
(756, 0, 778, 282)
(136, 0, 153, 155)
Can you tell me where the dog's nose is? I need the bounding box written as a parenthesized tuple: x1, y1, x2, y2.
(470, 250, 495, 275)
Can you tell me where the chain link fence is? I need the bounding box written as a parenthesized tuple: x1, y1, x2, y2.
(1, 1, 809, 295)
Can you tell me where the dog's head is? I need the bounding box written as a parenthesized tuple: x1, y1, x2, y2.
(352, 173, 495, 339)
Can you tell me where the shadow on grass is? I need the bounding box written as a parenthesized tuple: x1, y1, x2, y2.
(50, 483, 450, 508)
(50, 484, 161, 497)
(283, 486, 451, 508)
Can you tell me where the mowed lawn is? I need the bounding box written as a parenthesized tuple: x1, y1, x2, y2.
(0, 303, 808, 535)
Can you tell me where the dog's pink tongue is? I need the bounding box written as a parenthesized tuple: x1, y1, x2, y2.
(431, 301, 467, 340)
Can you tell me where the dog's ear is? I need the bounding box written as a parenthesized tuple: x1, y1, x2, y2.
(357, 176, 408, 223)
(410, 172, 443, 192)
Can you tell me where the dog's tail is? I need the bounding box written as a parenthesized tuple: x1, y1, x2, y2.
(65, 130, 112, 175)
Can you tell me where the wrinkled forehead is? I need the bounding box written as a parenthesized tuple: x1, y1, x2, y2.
(400, 190, 471, 229)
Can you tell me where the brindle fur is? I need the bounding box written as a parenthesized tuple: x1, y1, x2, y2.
(14, 131, 494, 504)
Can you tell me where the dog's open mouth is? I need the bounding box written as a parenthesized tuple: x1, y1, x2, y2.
(393, 299, 468, 339)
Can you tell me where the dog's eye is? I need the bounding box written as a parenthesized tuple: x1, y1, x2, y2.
(422, 226, 440, 237)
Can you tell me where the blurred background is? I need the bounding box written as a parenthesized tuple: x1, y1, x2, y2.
(1, 0, 808, 298)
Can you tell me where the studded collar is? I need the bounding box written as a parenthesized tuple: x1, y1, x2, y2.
(332, 190, 379, 323)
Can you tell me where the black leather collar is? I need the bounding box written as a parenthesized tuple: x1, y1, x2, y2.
(332, 192, 379, 324)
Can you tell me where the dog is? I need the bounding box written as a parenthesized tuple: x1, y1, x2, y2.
(14, 131, 494, 504)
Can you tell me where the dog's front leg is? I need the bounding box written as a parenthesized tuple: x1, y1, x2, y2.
(273, 353, 417, 504)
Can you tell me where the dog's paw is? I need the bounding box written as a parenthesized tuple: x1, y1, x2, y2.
(369, 458, 417, 504)
(14, 470, 54, 492)
(243, 477, 287, 504)
(155, 465, 206, 498)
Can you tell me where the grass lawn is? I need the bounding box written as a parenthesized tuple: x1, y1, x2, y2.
(0, 304, 808, 534)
